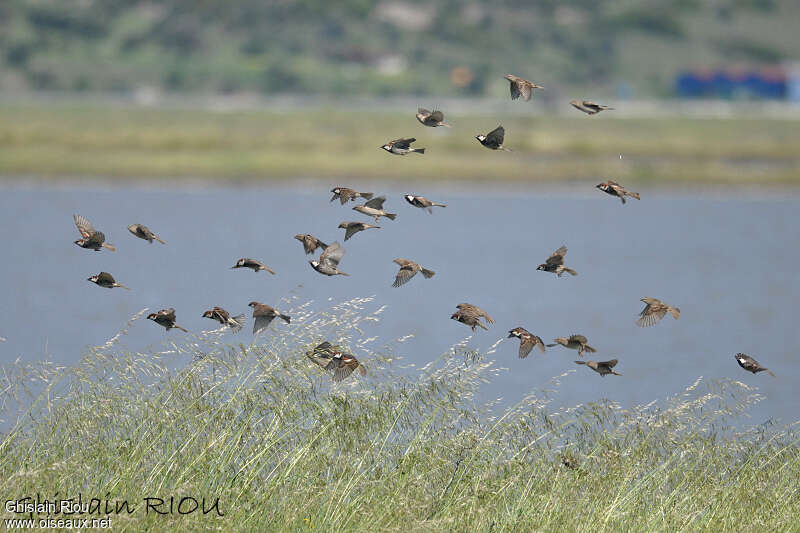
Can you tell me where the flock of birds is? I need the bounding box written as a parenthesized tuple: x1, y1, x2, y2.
(65, 73, 777, 383)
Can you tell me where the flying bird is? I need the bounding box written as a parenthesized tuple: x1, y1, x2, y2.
(231, 258, 276, 274)
(392, 258, 435, 287)
(87, 271, 130, 290)
(352, 196, 397, 223)
(596, 180, 640, 204)
(73, 214, 115, 251)
(380, 138, 425, 155)
(248, 301, 290, 335)
(294, 234, 328, 255)
(571, 100, 614, 115)
(202, 306, 245, 333)
(416, 108, 451, 127)
(450, 309, 488, 332)
(734, 353, 775, 377)
(504, 74, 543, 101)
(127, 224, 165, 244)
(636, 297, 680, 327)
(536, 245, 577, 277)
(575, 359, 622, 376)
(508, 327, 546, 358)
(475, 125, 511, 151)
(306, 341, 367, 382)
(330, 187, 373, 205)
(310, 241, 349, 276)
(147, 308, 188, 332)
(404, 194, 447, 213)
(548, 335, 596, 357)
(456, 303, 495, 324)
(338, 221, 380, 241)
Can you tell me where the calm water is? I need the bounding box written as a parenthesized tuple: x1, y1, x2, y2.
(1, 183, 797, 424)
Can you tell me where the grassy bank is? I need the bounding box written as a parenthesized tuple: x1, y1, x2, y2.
(1, 299, 798, 532)
(1, 103, 800, 184)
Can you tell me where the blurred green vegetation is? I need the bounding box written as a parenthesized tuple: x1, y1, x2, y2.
(1, 0, 799, 97)
(0, 103, 799, 184)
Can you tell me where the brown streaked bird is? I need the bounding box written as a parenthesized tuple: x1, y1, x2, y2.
(416, 108, 451, 127)
(380, 137, 425, 155)
(147, 308, 188, 332)
(536, 246, 577, 277)
(231, 258, 276, 274)
(353, 196, 397, 223)
(87, 271, 130, 290)
(306, 341, 367, 382)
(575, 359, 622, 376)
(596, 180, 640, 204)
(450, 309, 488, 332)
(456, 303, 495, 324)
(404, 194, 447, 213)
(475, 125, 511, 151)
(392, 258, 435, 288)
(735, 353, 775, 377)
(202, 306, 245, 333)
(294, 234, 329, 255)
(248, 301, 291, 335)
(127, 223, 165, 244)
(547, 335, 596, 357)
(330, 187, 374, 205)
(508, 327, 546, 358)
(73, 214, 115, 251)
(570, 100, 614, 115)
(310, 241, 348, 276)
(636, 297, 680, 327)
(338, 221, 380, 241)
(504, 74, 543, 101)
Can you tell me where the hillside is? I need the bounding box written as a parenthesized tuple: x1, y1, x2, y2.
(1, 0, 799, 98)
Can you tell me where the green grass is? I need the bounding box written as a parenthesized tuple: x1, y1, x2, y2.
(1, 299, 798, 531)
(1, 103, 800, 185)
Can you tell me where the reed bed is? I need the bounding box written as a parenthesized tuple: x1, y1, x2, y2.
(1, 298, 798, 531)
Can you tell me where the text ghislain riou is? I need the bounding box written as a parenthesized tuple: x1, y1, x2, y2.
(6, 494, 225, 517)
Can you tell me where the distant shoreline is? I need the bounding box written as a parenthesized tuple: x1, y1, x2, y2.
(2, 102, 799, 185)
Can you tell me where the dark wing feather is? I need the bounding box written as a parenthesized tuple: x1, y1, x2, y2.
(486, 126, 505, 145)
(364, 196, 387, 209)
(430, 110, 444, 122)
(253, 315, 274, 335)
(392, 138, 414, 150)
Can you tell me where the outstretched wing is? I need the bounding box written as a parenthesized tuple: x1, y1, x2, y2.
(320, 242, 345, 267)
(364, 195, 387, 209)
(636, 306, 666, 327)
(570, 334, 588, 344)
(393, 265, 418, 287)
(343, 224, 361, 241)
(486, 126, 505, 146)
(518, 336, 534, 359)
(518, 81, 532, 101)
(391, 138, 414, 150)
(74, 214, 95, 238)
(508, 78, 521, 100)
(253, 314, 274, 335)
